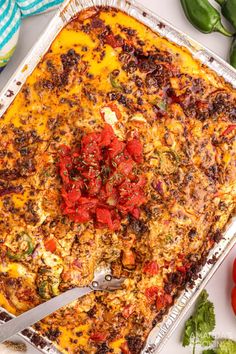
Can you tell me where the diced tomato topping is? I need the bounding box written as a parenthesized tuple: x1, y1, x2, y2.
(90, 332, 107, 342)
(109, 138, 125, 159)
(118, 160, 135, 176)
(44, 238, 57, 253)
(221, 124, 236, 136)
(88, 177, 102, 196)
(105, 34, 123, 48)
(233, 258, 236, 284)
(143, 261, 159, 275)
(66, 189, 81, 203)
(100, 123, 115, 147)
(58, 124, 146, 230)
(144, 286, 159, 302)
(59, 144, 71, 157)
(126, 138, 143, 163)
(96, 208, 113, 229)
(231, 286, 236, 315)
(70, 208, 91, 223)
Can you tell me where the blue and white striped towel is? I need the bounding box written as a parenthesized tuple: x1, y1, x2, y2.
(0, 0, 64, 71)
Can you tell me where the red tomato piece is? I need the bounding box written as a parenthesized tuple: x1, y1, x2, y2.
(109, 138, 125, 159)
(81, 168, 99, 180)
(44, 238, 57, 253)
(96, 208, 113, 229)
(59, 144, 71, 157)
(119, 192, 146, 213)
(110, 213, 121, 231)
(90, 332, 107, 342)
(231, 286, 236, 315)
(100, 123, 115, 147)
(233, 258, 236, 284)
(136, 175, 147, 188)
(144, 286, 159, 302)
(66, 188, 81, 203)
(82, 132, 101, 146)
(82, 143, 102, 165)
(61, 204, 75, 215)
(78, 197, 98, 207)
(126, 138, 143, 163)
(88, 177, 102, 196)
(222, 124, 236, 136)
(118, 160, 135, 176)
(70, 207, 91, 223)
(143, 261, 159, 275)
(59, 160, 71, 185)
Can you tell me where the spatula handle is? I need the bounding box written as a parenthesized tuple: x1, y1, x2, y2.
(0, 286, 92, 343)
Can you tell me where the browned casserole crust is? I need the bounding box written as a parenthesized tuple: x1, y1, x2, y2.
(0, 6, 235, 354)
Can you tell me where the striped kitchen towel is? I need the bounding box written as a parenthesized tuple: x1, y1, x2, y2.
(0, 0, 64, 71)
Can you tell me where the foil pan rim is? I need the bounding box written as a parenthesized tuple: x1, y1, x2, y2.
(0, 1, 236, 353)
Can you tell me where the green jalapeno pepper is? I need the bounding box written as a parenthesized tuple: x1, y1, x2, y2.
(181, 0, 232, 36)
(230, 36, 236, 68)
(215, 0, 236, 29)
(109, 73, 122, 90)
(7, 233, 34, 260)
(38, 281, 49, 299)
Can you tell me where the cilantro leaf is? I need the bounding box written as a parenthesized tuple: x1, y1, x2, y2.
(202, 339, 236, 354)
(216, 339, 236, 354)
(183, 316, 195, 347)
(182, 290, 216, 353)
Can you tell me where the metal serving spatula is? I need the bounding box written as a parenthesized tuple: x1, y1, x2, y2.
(0, 269, 125, 344)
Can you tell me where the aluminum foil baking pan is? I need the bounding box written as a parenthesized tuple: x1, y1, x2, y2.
(0, 0, 236, 353)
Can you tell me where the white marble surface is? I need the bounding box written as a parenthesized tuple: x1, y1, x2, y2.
(0, 1, 236, 353)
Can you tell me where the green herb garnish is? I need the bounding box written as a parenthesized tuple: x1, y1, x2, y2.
(183, 290, 236, 354)
(202, 339, 236, 354)
(183, 290, 216, 354)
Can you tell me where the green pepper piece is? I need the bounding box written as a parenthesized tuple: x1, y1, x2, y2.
(230, 36, 236, 68)
(157, 100, 167, 111)
(180, 0, 233, 36)
(7, 233, 34, 260)
(109, 73, 122, 90)
(38, 281, 49, 299)
(215, 0, 236, 30)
